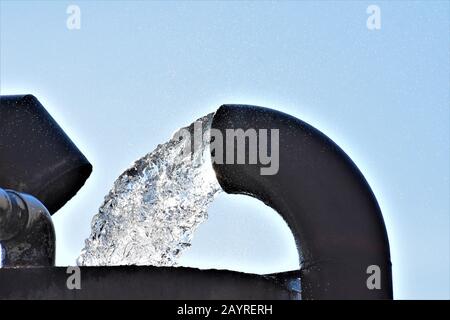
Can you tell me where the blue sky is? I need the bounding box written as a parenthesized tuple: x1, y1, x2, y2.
(1, 1, 449, 299)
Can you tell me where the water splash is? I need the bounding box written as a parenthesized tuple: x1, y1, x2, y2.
(78, 113, 222, 266)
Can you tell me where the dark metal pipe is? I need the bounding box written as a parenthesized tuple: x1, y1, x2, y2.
(0, 95, 92, 214)
(0, 266, 295, 299)
(211, 105, 392, 299)
(0, 101, 392, 299)
(0, 188, 55, 267)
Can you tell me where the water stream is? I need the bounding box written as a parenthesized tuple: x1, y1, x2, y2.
(78, 113, 222, 266)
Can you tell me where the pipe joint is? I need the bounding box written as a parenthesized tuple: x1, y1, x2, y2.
(0, 188, 55, 267)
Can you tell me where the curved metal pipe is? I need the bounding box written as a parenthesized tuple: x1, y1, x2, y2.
(0, 188, 55, 267)
(211, 105, 392, 299)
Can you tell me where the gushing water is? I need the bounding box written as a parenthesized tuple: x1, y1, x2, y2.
(77, 113, 222, 266)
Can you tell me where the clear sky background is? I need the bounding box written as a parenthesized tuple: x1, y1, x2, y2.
(1, 1, 449, 299)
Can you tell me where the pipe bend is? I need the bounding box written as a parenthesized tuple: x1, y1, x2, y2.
(0, 188, 55, 267)
(210, 104, 392, 299)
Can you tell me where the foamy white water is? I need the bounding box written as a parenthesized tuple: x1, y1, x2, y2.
(77, 113, 222, 266)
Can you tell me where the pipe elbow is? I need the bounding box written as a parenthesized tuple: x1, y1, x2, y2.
(210, 104, 392, 299)
(0, 188, 55, 267)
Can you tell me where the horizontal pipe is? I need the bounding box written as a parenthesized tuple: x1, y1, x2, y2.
(0, 266, 297, 299)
